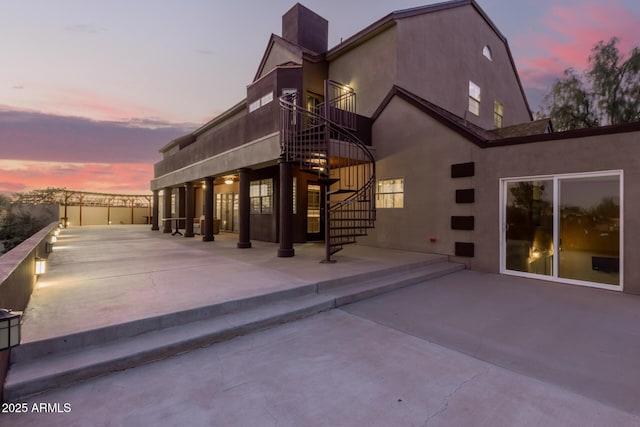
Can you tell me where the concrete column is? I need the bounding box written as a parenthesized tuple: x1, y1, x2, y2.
(178, 186, 186, 229)
(278, 157, 295, 257)
(151, 190, 160, 230)
(203, 177, 214, 242)
(184, 182, 194, 238)
(163, 187, 172, 233)
(237, 168, 252, 249)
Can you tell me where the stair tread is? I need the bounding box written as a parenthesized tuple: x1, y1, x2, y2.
(321, 261, 465, 304)
(5, 293, 335, 399)
(5, 259, 463, 400)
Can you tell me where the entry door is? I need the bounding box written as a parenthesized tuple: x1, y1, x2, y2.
(306, 183, 323, 241)
(220, 193, 238, 232)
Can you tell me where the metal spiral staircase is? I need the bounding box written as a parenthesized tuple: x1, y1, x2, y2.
(280, 80, 376, 262)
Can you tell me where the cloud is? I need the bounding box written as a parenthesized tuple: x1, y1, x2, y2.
(12, 86, 24, 90)
(0, 109, 196, 164)
(65, 24, 106, 34)
(515, 1, 640, 107)
(0, 160, 154, 194)
(196, 49, 215, 55)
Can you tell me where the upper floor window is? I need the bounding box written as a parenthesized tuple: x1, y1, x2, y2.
(494, 100, 504, 128)
(468, 81, 481, 116)
(249, 91, 274, 113)
(376, 178, 404, 208)
(483, 45, 493, 61)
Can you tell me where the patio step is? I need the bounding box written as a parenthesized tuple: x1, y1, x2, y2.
(4, 259, 463, 401)
(319, 259, 465, 306)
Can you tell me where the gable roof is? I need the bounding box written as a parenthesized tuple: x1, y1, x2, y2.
(253, 34, 321, 82)
(374, 85, 640, 148)
(325, 0, 532, 120)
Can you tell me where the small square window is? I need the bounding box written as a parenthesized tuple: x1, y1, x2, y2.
(376, 178, 404, 208)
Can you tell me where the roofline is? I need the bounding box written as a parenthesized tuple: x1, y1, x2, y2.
(192, 99, 247, 137)
(253, 34, 322, 82)
(159, 99, 247, 153)
(327, 0, 473, 58)
(373, 85, 640, 149)
(491, 120, 640, 147)
(372, 85, 489, 147)
(324, 0, 533, 119)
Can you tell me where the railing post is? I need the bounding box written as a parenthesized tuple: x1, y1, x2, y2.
(322, 79, 335, 263)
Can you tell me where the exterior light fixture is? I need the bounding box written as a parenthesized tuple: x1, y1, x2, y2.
(35, 257, 47, 275)
(54, 229, 60, 236)
(0, 309, 22, 350)
(50, 236, 57, 243)
(224, 178, 234, 185)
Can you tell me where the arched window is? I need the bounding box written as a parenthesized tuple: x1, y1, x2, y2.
(483, 45, 492, 61)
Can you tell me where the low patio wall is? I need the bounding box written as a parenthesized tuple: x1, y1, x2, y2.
(0, 221, 59, 399)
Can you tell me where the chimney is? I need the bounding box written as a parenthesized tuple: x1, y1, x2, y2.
(282, 3, 328, 53)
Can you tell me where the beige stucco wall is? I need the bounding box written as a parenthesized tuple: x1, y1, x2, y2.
(257, 42, 301, 80)
(475, 131, 640, 294)
(364, 95, 640, 294)
(329, 26, 397, 117)
(395, 6, 531, 129)
(359, 96, 479, 254)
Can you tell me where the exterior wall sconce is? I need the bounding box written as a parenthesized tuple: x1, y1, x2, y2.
(0, 309, 22, 350)
(54, 229, 60, 236)
(50, 236, 57, 243)
(35, 257, 47, 275)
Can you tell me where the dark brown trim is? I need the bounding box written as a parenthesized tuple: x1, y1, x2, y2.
(455, 242, 475, 257)
(456, 189, 475, 204)
(451, 216, 474, 230)
(489, 120, 640, 147)
(372, 86, 489, 147)
(372, 86, 640, 151)
(327, 1, 474, 60)
(451, 162, 475, 178)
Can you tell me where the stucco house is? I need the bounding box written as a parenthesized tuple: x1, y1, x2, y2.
(150, 0, 640, 294)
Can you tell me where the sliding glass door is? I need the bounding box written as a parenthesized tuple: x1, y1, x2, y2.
(502, 171, 622, 290)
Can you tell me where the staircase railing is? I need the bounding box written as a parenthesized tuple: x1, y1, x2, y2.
(280, 80, 376, 262)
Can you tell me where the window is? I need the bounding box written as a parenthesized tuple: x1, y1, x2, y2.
(307, 93, 322, 115)
(502, 171, 622, 290)
(494, 100, 504, 128)
(376, 178, 404, 208)
(468, 81, 481, 116)
(248, 91, 274, 113)
(250, 179, 273, 214)
(260, 92, 273, 106)
(483, 45, 492, 61)
(249, 100, 260, 113)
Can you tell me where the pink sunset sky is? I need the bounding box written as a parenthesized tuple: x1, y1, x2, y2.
(1, 0, 638, 195)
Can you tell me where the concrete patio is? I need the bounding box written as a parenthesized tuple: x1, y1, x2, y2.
(2, 225, 639, 426)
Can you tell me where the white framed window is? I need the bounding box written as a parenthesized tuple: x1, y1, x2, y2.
(250, 179, 273, 214)
(249, 100, 261, 113)
(500, 170, 623, 291)
(248, 91, 274, 113)
(494, 100, 504, 128)
(376, 178, 404, 208)
(469, 81, 481, 116)
(483, 45, 493, 61)
(260, 92, 273, 106)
